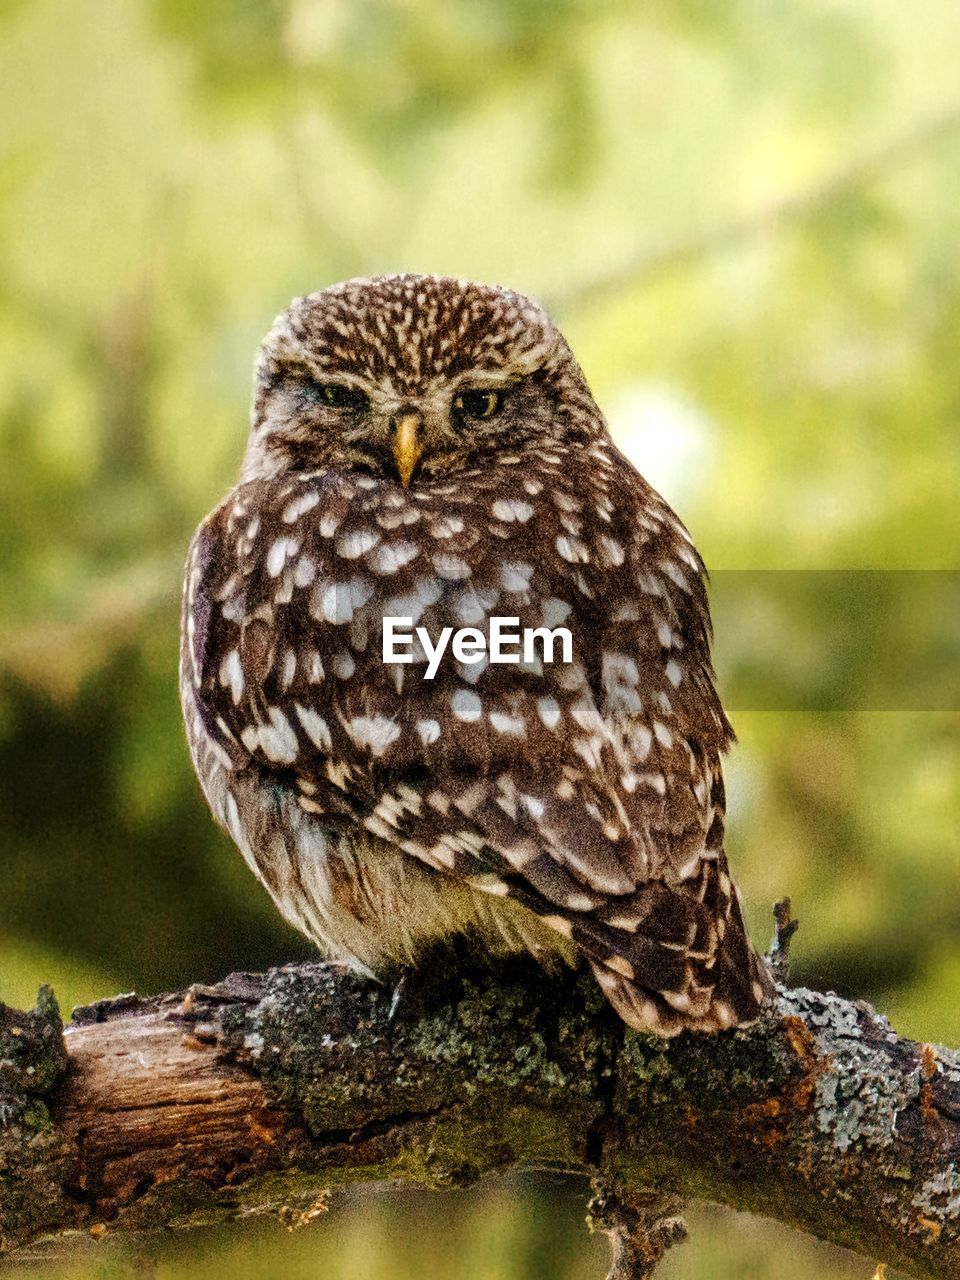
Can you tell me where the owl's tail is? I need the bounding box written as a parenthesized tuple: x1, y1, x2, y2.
(577, 856, 776, 1037)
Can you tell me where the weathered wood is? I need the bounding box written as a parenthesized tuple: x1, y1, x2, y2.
(1, 964, 958, 1277)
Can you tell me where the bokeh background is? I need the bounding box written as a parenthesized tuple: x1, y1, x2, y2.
(2, 1, 959, 1277)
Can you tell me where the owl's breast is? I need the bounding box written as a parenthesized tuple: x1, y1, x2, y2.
(188, 452, 729, 789)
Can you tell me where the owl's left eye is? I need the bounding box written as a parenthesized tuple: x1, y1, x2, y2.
(454, 389, 502, 420)
(303, 381, 369, 412)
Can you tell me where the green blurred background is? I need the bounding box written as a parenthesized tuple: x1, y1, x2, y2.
(2, 1, 958, 1276)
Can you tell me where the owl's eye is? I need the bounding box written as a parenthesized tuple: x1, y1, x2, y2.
(454, 389, 502, 420)
(304, 381, 369, 412)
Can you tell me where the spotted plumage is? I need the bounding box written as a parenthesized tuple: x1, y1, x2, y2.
(180, 274, 774, 1035)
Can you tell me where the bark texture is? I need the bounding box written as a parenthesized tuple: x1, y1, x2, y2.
(1, 964, 959, 1277)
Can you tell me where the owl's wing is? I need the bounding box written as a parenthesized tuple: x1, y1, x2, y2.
(186, 467, 772, 1034)
(341, 478, 770, 1034)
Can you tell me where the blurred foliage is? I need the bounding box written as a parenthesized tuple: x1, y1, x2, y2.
(34, 1184, 877, 1280)
(0, 1, 957, 1277)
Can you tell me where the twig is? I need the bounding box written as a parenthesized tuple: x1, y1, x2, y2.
(588, 1183, 687, 1279)
(768, 897, 800, 984)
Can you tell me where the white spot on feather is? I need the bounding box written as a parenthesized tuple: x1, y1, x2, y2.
(281, 650, 297, 690)
(500, 562, 533, 592)
(259, 707, 299, 763)
(294, 556, 317, 588)
(332, 651, 355, 679)
(606, 955, 635, 979)
(282, 491, 320, 523)
(429, 515, 465, 538)
(451, 688, 482, 722)
(347, 715, 401, 757)
(565, 893, 595, 912)
(541, 597, 571, 627)
(603, 652, 639, 684)
(311, 577, 373, 624)
(433, 553, 471, 580)
(658, 559, 690, 591)
(469, 875, 510, 897)
(537, 696, 561, 729)
(521, 793, 545, 819)
(336, 528, 380, 559)
(555, 535, 589, 563)
(612, 600, 641, 622)
(598, 535, 625, 567)
(267, 537, 299, 578)
(416, 719, 441, 745)
(712, 1000, 736, 1030)
(489, 711, 525, 736)
(492, 498, 533, 523)
(639, 771, 667, 796)
(295, 703, 332, 752)
(371, 541, 420, 575)
(415, 576, 444, 606)
(219, 649, 244, 704)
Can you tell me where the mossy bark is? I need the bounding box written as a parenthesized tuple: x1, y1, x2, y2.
(1, 964, 958, 1277)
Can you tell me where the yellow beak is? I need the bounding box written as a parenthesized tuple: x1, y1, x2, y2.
(392, 411, 423, 487)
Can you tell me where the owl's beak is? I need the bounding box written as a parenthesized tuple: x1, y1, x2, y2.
(391, 411, 424, 487)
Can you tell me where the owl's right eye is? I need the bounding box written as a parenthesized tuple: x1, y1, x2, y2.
(454, 389, 502, 421)
(302, 381, 369, 412)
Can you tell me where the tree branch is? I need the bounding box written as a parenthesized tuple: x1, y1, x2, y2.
(548, 102, 960, 315)
(1, 963, 959, 1277)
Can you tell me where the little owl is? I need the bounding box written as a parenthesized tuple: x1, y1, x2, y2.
(180, 274, 773, 1035)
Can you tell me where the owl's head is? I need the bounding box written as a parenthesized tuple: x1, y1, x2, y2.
(241, 274, 602, 484)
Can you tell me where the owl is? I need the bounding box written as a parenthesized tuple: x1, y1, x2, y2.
(180, 274, 773, 1036)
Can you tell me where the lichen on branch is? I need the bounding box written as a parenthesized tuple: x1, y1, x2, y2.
(1, 964, 958, 1279)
